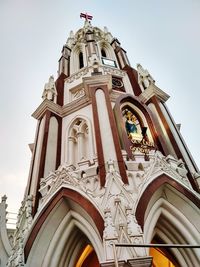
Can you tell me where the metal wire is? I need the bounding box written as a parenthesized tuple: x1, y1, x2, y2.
(112, 243, 200, 267)
(115, 243, 200, 248)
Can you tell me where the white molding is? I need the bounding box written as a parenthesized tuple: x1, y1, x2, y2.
(139, 83, 170, 103)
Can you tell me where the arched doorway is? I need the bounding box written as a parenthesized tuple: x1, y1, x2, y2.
(25, 189, 104, 267)
(75, 244, 100, 267)
(149, 237, 180, 267)
(136, 178, 200, 267)
(144, 185, 200, 266)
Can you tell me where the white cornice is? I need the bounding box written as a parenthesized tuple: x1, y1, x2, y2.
(62, 97, 91, 116)
(110, 90, 126, 102)
(32, 99, 62, 119)
(139, 83, 170, 104)
(32, 97, 92, 120)
(83, 74, 112, 96)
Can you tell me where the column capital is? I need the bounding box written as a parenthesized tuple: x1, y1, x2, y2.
(68, 136, 76, 142)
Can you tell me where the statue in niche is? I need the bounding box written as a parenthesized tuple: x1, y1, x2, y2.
(137, 63, 155, 90)
(123, 109, 142, 141)
(42, 75, 57, 102)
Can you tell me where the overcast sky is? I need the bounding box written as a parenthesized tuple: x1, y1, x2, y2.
(0, 0, 200, 213)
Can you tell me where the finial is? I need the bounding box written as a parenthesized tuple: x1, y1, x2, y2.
(69, 30, 74, 38)
(137, 63, 155, 90)
(1, 195, 7, 203)
(104, 26, 108, 33)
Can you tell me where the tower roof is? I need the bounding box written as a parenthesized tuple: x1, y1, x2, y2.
(66, 22, 113, 49)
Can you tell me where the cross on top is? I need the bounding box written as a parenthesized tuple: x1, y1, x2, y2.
(80, 12, 93, 21)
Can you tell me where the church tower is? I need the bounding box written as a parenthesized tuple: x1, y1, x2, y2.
(6, 15, 200, 267)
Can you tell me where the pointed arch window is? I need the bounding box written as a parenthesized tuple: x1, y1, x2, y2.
(67, 118, 90, 166)
(79, 51, 84, 69)
(101, 48, 107, 58)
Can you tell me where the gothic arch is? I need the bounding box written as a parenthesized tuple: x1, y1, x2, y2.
(70, 44, 86, 74)
(65, 115, 95, 166)
(25, 188, 104, 266)
(135, 174, 200, 228)
(113, 94, 163, 158)
(135, 175, 200, 266)
(145, 199, 200, 266)
(42, 212, 102, 267)
(98, 41, 117, 62)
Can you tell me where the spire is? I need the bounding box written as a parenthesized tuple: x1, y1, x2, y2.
(80, 12, 93, 31)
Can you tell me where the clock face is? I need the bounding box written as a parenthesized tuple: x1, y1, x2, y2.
(112, 78, 123, 88)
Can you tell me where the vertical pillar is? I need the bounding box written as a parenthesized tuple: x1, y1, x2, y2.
(68, 136, 76, 165)
(77, 132, 85, 161)
(95, 89, 117, 163)
(87, 77, 128, 185)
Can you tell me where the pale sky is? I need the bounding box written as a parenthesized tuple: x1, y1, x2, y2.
(0, 0, 200, 213)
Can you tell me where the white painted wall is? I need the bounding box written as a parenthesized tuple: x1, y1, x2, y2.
(95, 89, 117, 162)
(160, 102, 198, 173)
(148, 103, 176, 157)
(44, 117, 58, 177)
(29, 115, 46, 196)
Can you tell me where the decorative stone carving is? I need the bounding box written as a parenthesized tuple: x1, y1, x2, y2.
(0, 196, 13, 266)
(83, 20, 93, 33)
(67, 21, 113, 50)
(176, 159, 188, 178)
(25, 196, 33, 228)
(7, 195, 33, 267)
(193, 172, 200, 188)
(103, 208, 118, 239)
(142, 152, 192, 188)
(103, 66, 126, 77)
(66, 67, 89, 83)
(8, 151, 194, 266)
(126, 207, 142, 236)
(42, 75, 57, 102)
(137, 64, 155, 90)
(72, 88, 86, 100)
(107, 159, 116, 173)
(66, 30, 75, 47)
(103, 208, 118, 261)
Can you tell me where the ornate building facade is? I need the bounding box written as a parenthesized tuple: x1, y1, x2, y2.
(2, 17, 200, 267)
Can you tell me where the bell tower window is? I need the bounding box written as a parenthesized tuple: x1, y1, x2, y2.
(101, 48, 107, 58)
(79, 51, 84, 69)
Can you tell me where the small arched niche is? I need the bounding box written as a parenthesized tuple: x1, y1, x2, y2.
(122, 107, 143, 141)
(101, 48, 107, 58)
(67, 117, 92, 166)
(70, 44, 85, 74)
(114, 95, 158, 159)
(79, 51, 84, 69)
